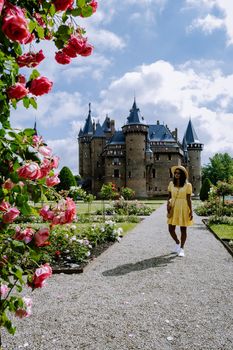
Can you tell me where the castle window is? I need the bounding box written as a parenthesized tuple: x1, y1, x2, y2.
(168, 154, 172, 160)
(128, 171, 131, 178)
(144, 172, 145, 178)
(193, 176, 195, 180)
(114, 169, 119, 178)
(155, 186, 158, 191)
(152, 169, 156, 178)
(156, 154, 160, 160)
(113, 158, 120, 165)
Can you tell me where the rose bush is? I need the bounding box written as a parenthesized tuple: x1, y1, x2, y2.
(0, 0, 98, 344)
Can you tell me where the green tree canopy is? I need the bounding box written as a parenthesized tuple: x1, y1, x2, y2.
(57, 166, 76, 191)
(202, 153, 233, 185)
(199, 178, 212, 201)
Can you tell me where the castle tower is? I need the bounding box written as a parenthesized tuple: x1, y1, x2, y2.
(78, 103, 93, 181)
(91, 122, 106, 194)
(183, 119, 203, 196)
(122, 100, 148, 197)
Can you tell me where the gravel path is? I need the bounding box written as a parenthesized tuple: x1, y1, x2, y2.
(3, 205, 233, 350)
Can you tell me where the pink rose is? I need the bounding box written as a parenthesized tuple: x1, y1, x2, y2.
(55, 51, 71, 65)
(34, 227, 50, 247)
(90, 0, 98, 13)
(2, 207, 20, 223)
(32, 135, 43, 146)
(50, 156, 60, 169)
(64, 197, 77, 223)
(39, 206, 55, 221)
(6, 83, 28, 99)
(30, 263, 52, 289)
(38, 145, 52, 157)
(16, 50, 45, 68)
(0, 284, 9, 298)
(2, 4, 31, 43)
(17, 162, 41, 180)
(2, 178, 14, 190)
(29, 76, 53, 96)
(15, 297, 32, 318)
(67, 35, 86, 54)
(53, 0, 74, 11)
(79, 43, 93, 57)
(0, 0, 4, 15)
(46, 175, 60, 187)
(14, 226, 34, 244)
(0, 200, 11, 211)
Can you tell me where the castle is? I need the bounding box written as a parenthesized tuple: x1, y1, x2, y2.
(78, 100, 203, 198)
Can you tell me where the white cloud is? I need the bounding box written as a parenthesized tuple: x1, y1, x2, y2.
(187, 14, 224, 34)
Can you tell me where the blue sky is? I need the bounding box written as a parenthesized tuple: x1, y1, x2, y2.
(11, 0, 233, 174)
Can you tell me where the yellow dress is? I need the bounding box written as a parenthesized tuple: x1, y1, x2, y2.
(167, 181, 193, 227)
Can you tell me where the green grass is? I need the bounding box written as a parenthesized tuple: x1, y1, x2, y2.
(209, 224, 233, 240)
(115, 222, 138, 235)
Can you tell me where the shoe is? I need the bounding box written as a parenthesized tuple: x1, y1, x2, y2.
(173, 244, 180, 254)
(178, 248, 185, 257)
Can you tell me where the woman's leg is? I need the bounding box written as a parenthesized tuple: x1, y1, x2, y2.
(168, 224, 179, 244)
(180, 226, 187, 248)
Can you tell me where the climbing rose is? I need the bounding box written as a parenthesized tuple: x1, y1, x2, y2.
(34, 228, 50, 247)
(14, 227, 34, 244)
(0, 0, 4, 15)
(2, 207, 20, 223)
(17, 74, 26, 84)
(29, 76, 53, 96)
(2, 179, 14, 190)
(6, 83, 28, 99)
(53, 0, 74, 11)
(55, 51, 71, 65)
(15, 297, 32, 318)
(79, 43, 93, 57)
(16, 50, 45, 68)
(17, 162, 41, 180)
(38, 145, 52, 157)
(29, 263, 52, 289)
(90, 0, 98, 13)
(0, 284, 9, 298)
(2, 4, 31, 43)
(46, 175, 60, 187)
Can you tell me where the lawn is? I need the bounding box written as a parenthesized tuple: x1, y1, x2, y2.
(209, 224, 233, 240)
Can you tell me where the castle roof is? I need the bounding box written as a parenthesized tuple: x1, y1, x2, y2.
(102, 115, 111, 132)
(183, 119, 201, 145)
(126, 99, 144, 124)
(108, 131, 125, 144)
(148, 124, 177, 143)
(82, 103, 93, 136)
(78, 128, 83, 137)
(93, 122, 106, 138)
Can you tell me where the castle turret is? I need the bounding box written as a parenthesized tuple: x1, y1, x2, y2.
(183, 119, 203, 196)
(78, 103, 93, 181)
(122, 99, 148, 197)
(91, 122, 106, 194)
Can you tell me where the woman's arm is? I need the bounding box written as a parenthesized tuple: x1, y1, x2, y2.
(167, 191, 172, 211)
(187, 194, 193, 220)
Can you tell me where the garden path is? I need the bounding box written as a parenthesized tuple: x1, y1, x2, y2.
(4, 204, 233, 350)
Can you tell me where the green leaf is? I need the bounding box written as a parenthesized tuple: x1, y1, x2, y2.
(29, 20, 36, 33)
(29, 97, 37, 109)
(77, 0, 86, 7)
(49, 4, 56, 16)
(13, 43, 22, 56)
(57, 25, 71, 35)
(71, 8, 81, 16)
(29, 69, 40, 80)
(81, 5, 93, 17)
(23, 128, 35, 136)
(23, 96, 30, 108)
(36, 25, 45, 39)
(11, 99, 17, 109)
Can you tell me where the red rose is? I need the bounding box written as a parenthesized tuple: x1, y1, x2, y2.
(7, 83, 28, 99)
(90, 0, 98, 13)
(0, 0, 4, 15)
(29, 263, 52, 289)
(55, 51, 71, 65)
(53, 0, 74, 11)
(79, 43, 93, 57)
(29, 76, 53, 96)
(17, 50, 45, 68)
(2, 4, 31, 43)
(68, 35, 86, 54)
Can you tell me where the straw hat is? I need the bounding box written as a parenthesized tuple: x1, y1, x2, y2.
(171, 165, 188, 178)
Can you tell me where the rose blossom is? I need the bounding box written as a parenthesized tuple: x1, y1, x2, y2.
(2, 207, 20, 223)
(53, 0, 74, 11)
(2, 4, 31, 43)
(15, 297, 32, 318)
(2, 178, 14, 190)
(14, 226, 34, 244)
(29, 263, 52, 289)
(38, 145, 52, 157)
(46, 175, 60, 187)
(17, 74, 26, 84)
(29, 76, 53, 96)
(17, 162, 41, 180)
(0, 200, 10, 211)
(0, 284, 9, 298)
(6, 83, 28, 99)
(90, 0, 98, 13)
(16, 50, 45, 68)
(79, 43, 93, 57)
(0, 0, 4, 15)
(34, 227, 50, 247)
(55, 51, 71, 65)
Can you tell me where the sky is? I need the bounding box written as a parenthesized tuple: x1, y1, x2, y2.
(11, 0, 233, 174)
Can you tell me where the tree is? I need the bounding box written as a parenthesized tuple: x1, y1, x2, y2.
(57, 166, 76, 191)
(202, 153, 233, 185)
(216, 181, 233, 205)
(0, 0, 98, 343)
(199, 178, 212, 201)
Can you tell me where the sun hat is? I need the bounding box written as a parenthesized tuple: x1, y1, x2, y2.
(171, 165, 188, 178)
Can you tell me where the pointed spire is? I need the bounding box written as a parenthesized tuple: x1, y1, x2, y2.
(183, 119, 201, 145)
(78, 128, 83, 137)
(93, 122, 106, 138)
(33, 117, 38, 135)
(127, 99, 141, 124)
(82, 103, 93, 135)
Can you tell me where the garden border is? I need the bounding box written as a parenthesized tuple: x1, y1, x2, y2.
(202, 219, 233, 258)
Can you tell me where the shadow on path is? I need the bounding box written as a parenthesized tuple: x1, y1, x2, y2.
(102, 253, 177, 277)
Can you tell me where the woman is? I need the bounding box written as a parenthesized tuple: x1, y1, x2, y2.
(167, 165, 193, 257)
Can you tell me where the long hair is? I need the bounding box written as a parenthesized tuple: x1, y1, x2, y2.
(173, 169, 186, 187)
